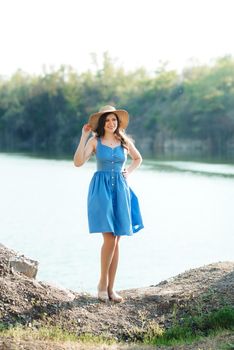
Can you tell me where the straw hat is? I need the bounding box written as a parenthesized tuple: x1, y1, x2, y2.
(88, 105, 129, 131)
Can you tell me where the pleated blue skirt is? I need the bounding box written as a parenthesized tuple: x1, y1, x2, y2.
(87, 170, 144, 236)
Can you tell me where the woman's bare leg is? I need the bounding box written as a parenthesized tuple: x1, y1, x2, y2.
(98, 232, 117, 291)
(107, 236, 120, 293)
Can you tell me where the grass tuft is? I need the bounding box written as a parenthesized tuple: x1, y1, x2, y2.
(146, 306, 234, 346)
(0, 323, 115, 345)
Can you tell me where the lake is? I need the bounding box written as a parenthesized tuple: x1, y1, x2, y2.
(0, 153, 233, 294)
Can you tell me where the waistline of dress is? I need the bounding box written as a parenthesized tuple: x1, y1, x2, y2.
(95, 170, 123, 174)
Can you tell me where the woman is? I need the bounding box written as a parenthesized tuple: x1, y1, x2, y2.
(73, 105, 144, 302)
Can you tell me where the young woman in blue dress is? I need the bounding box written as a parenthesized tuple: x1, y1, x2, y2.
(73, 105, 144, 302)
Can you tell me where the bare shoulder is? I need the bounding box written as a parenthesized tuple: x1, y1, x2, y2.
(88, 135, 97, 144)
(127, 139, 142, 159)
(127, 139, 137, 151)
(87, 136, 98, 151)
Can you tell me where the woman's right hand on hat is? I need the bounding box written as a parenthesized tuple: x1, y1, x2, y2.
(82, 124, 92, 136)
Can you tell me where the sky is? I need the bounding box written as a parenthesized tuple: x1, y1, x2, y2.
(1, 0, 234, 77)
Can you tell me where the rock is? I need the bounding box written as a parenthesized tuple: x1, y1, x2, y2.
(0, 243, 38, 278)
(9, 256, 38, 279)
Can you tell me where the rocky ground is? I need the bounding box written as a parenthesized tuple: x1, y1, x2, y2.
(0, 243, 233, 349)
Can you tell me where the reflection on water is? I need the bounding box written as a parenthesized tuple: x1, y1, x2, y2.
(143, 160, 234, 178)
(0, 153, 233, 294)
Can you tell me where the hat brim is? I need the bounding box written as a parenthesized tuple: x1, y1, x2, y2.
(88, 109, 129, 131)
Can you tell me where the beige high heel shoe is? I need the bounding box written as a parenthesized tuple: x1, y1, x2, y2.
(108, 290, 123, 303)
(97, 284, 109, 302)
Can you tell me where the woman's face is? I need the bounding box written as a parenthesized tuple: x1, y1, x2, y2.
(104, 113, 118, 133)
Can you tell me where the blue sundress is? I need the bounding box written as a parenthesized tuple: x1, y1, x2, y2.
(87, 138, 144, 236)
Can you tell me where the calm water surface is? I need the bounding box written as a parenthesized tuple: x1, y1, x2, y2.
(0, 153, 233, 294)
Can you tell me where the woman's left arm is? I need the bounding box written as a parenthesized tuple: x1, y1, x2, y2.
(124, 141, 142, 178)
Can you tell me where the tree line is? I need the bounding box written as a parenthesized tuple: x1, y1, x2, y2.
(0, 54, 234, 158)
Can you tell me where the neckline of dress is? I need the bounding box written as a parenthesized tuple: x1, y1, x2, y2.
(100, 138, 121, 150)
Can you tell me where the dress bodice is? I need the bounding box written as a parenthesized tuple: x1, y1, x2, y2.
(96, 138, 126, 172)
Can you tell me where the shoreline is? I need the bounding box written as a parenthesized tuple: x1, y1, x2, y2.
(0, 243, 233, 349)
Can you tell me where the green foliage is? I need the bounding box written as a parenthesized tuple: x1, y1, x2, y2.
(147, 306, 234, 346)
(0, 322, 8, 331)
(1, 55, 234, 157)
(0, 323, 115, 344)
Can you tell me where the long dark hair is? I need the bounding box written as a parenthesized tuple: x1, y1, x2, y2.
(95, 112, 129, 150)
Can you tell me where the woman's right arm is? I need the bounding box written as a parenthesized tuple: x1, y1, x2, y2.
(73, 124, 96, 167)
